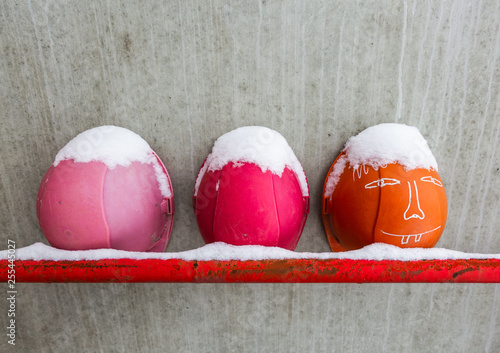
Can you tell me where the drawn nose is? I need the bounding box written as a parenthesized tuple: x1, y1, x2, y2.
(404, 181, 425, 220)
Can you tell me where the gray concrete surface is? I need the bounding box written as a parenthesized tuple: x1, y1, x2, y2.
(0, 0, 499, 352)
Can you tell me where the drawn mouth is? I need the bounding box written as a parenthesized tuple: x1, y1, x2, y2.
(380, 226, 441, 244)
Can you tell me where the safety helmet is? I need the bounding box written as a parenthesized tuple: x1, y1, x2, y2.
(322, 124, 447, 251)
(36, 126, 174, 252)
(193, 126, 310, 250)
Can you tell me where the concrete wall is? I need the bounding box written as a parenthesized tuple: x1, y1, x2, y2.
(1, 1, 499, 352)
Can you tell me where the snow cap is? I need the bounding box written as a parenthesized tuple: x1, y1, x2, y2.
(54, 125, 172, 198)
(324, 123, 438, 196)
(194, 126, 309, 196)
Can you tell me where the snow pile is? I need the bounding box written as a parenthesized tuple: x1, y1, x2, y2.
(53, 126, 171, 197)
(1, 242, 498, 261)
(324, 124, 438, 196)
(194, 126, 309, 196)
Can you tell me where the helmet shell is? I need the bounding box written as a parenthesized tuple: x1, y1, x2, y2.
(322, 152, 447, 251)
(194, 161, 309, 250)
(36, 153, 174, 252)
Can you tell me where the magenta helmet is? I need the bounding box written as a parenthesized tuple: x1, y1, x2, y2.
(36, 126, 174, 252)
(193, 126, 310, 250)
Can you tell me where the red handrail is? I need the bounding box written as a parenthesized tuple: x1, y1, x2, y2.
(1, 258, 500, 283)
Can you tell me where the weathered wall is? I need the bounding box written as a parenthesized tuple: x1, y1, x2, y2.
(0, 1, 499, 352)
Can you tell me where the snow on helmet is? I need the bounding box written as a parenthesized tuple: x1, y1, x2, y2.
(322, 123, 447, 251)
(193, 126, 310, 250)
(36, 126, 174, 252)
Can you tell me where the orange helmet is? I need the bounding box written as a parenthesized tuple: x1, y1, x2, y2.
(322, 124, 448, 252)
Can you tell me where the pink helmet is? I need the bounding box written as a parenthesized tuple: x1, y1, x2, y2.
(193, 126, 310, 250)
(36, 126, 174, 252)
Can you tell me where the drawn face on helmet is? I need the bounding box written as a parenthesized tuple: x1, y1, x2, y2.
(322, 123, 448, 252)
(323, 158, 447, 251)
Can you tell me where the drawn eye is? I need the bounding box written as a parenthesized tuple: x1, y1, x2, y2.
(421, 176, 443, 187)
(365, 178, 401, 189)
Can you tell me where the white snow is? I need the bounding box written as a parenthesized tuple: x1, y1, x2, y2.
(53, 126, 172, 198)
(1, 242, 498, 261)
(324, 123, 438, 196)
(194, 126, 309, 196)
